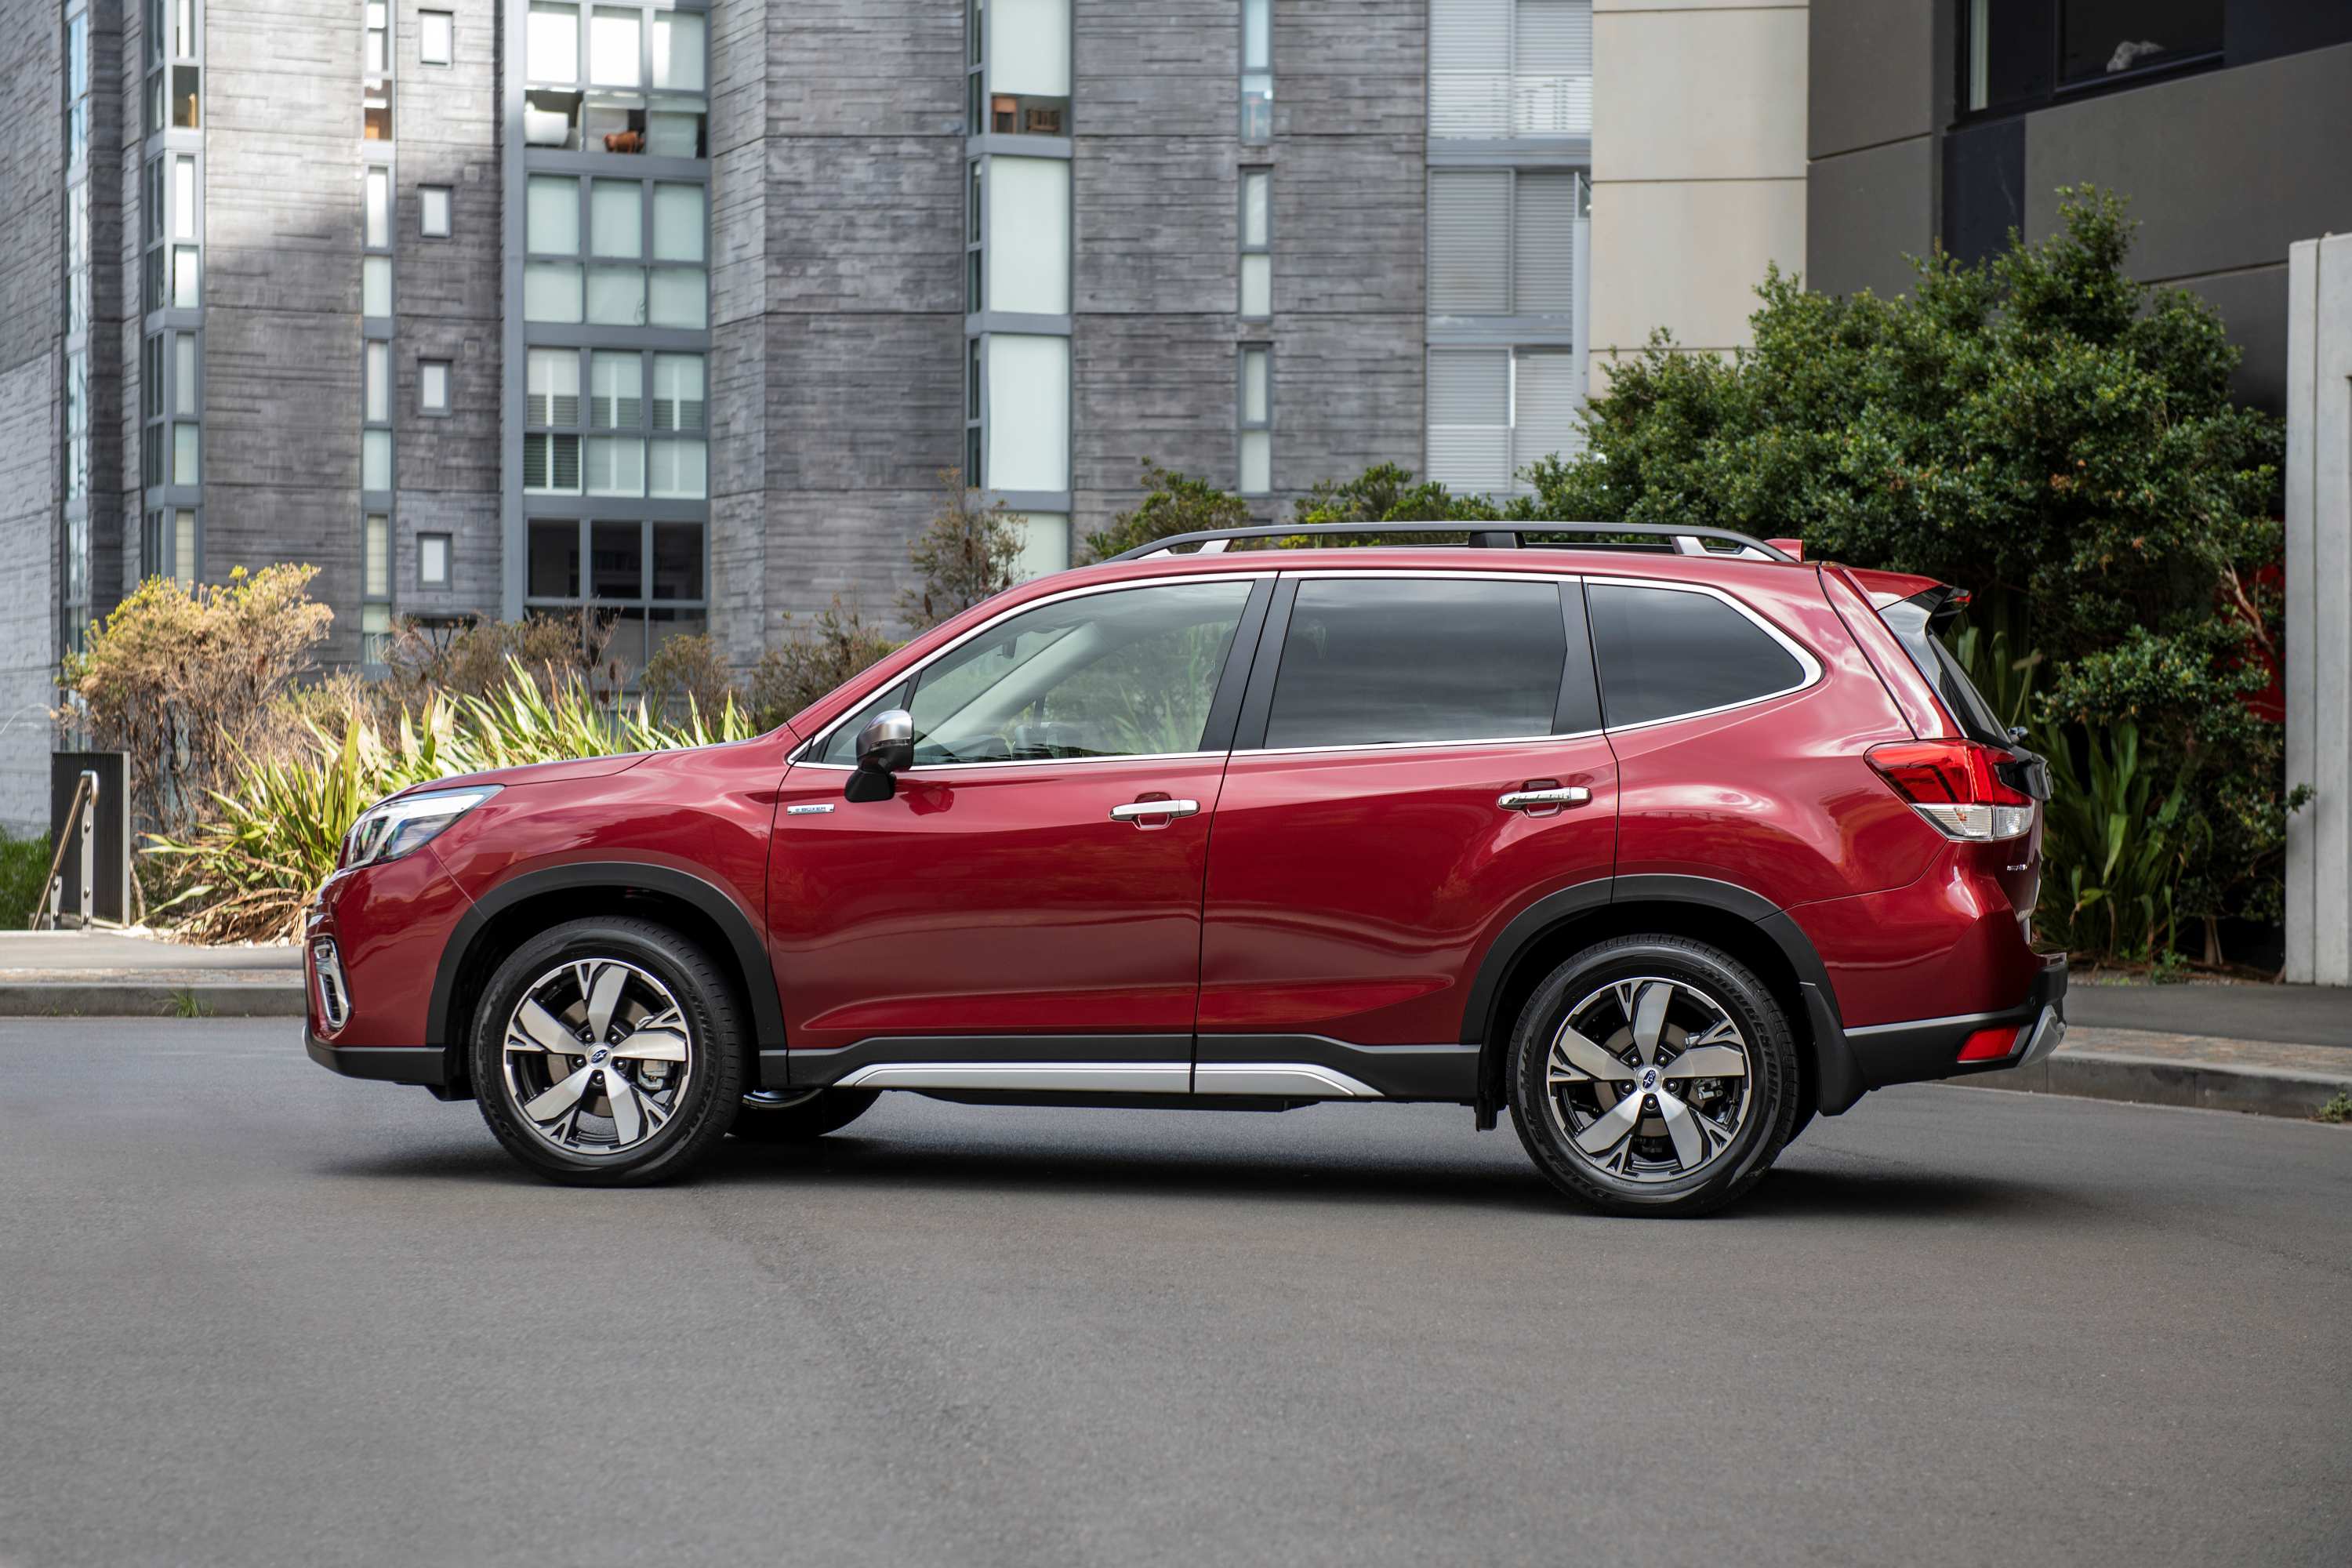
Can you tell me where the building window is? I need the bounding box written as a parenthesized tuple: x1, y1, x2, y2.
(419, 532, 452, 587)
(421, 9, 453, 65)
(1962, 0, 2223, 114)
(420, 185, 452, 238)
(1430, 0, 1592, 140)
(968, 0, 1071, 136)
(364, 0, 392, 138)
(363, 254, 392, 316)
(365, 167, 392, 248)
(523, 519, 710, 669)
(420, 358, 451, 413)
(1240, 0, 1272, 143)
(1426, 346, 1584, 495)
(362, 514, 393, 665)
(1238, 344, 1272, 495)
(589, 5, 641, 87)
(143, 509, 200, 586)
(984, 334, 1070, 492)
(976, 156, 1069, 316)
(1428, 169, 1581, 318)
(1239, 167, 1271, 319)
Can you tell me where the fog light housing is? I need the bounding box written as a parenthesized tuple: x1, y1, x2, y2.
(312, 939, 351, 1033)
(1957, 1025, 2022, 1062)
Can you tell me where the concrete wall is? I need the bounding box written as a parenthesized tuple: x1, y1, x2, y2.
(1588, 0, 1808, 380)
(1806, 0, 1939, 300)
(0, 0, 64, 829)
(2284, 235, 2351, 985)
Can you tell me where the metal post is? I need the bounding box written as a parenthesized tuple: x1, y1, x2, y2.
(78, 770, 100, 927)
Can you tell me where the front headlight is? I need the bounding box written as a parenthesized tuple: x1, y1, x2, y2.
(343, 785, 500, 869)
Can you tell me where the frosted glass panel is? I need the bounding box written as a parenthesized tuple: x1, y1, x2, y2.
(985, 158, 1069, 315)
(1240, 430, 1271, 495)
(362, 255, 392, 316)
(590, 180, 640, 256)
(173, 333, 198, 416)
(985, 334, 1069, 492)
(586, 264, 646, 325)
(589, 8, 639, 86)
(1240, 254, 1271, 318)
(365, 340, 389, 422)
(648, 438, 706, 499)
(528, 2, 578, 84)
(528, 175, 579, 253)
(524, 263, 583, 322)
(1007, 514, 1070, 581)
(1240, 348, 1269, 422)
(365, 168, 390, 247)
(361, 428, 390, 490)
(652, 10, 704, 91)
(586, 437, 644, 496)
(648, 268, 706, 328)
(173, 423, 200, 485)
(652, 183, 703, 262)
(1242, 170, 1269, 246)
(989, 0, 1070, 97)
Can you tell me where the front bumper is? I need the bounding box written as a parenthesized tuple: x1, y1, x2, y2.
(305, 1030, 449, 1088)
(1838, 953, 2069, 1093)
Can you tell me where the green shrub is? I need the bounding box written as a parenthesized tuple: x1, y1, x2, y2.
(146, 665, 754, 944)
(904, 469, 1024, 628)
(0, 830, 53, 928)
(746, 601, 898, 732)
(1517, 187, 2297, 962)
(1083, 460, 1257, 561)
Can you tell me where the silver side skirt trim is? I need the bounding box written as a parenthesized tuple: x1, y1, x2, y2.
(835, 1062, 1193, 1094)
(830, 1061, 1385, 1099)
(1194, 1062, 1381, 1098)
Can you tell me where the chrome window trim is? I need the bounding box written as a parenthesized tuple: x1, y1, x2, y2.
(1240, 728, 1602, 760)
(791, 571, 1274, 770)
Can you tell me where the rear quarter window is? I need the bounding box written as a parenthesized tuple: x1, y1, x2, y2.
(1586, 583, 1808, 728)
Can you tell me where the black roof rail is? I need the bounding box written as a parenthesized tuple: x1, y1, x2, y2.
(1105, 520, 1798, 564)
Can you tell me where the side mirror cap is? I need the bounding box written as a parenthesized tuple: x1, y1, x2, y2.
(845, 709, 914, 802)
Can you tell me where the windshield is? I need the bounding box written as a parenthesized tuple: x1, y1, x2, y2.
(1878, 596, 2010, 747)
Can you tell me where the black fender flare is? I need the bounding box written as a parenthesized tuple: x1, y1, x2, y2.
(427, 861, 787, 1076)
(1464, 873, 1864, 1126)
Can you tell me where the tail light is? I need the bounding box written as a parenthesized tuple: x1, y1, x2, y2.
(1867, 740, 2036, 841)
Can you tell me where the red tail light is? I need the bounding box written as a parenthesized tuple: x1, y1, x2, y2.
(1957, 1025, 2023, 1062)
(1866, 740, 2035, 842)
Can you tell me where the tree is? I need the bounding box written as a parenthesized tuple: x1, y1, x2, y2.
(746, 600, 898, 731)
(1082, 460, 1254, 561)
(902, 468, 1024, 629)
(1518, 187, 2293, 956)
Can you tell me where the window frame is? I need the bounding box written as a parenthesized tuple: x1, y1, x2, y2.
(419, 530, 453, 587)
(1235, 569, 1603, 755)
(1581, 575, 1824, 733)
(1237, 343, 1272, 496)
(1238, 165, 1272, 321)
(419, 357, 452, 415)
(419, 183, 453, 239)
(421, 8, 455, 66)
(794, 574, 1278, 771)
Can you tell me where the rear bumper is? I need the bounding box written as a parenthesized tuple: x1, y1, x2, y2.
(306, 1030, 448, 1087)
(1838, 953, 2069, 1092)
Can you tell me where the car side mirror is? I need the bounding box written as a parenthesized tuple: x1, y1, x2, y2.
(844, 709, 914, 804)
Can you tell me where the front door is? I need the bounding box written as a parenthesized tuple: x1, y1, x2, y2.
(770, 575, 1269, 1064)
(1196, 572, 1619, 1087)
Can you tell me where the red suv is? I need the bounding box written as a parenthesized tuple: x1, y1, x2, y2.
(306, 523, 2065, 1216)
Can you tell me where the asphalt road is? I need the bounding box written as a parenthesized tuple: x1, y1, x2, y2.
(3, 1022, 2347, 1568)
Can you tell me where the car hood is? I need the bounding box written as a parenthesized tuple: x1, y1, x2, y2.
(394, 752, 657, 797)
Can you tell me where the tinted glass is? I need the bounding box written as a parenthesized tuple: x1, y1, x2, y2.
(1587, 583, 1805, 728)
(1263, 578, 1568, 750)
(816, 582, 1253, 766)
(1879, 597, 2010, 746)
(2060, 0, 2219, 85)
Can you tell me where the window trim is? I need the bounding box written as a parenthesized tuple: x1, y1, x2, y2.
(1582, 575, 1824, 734)
(793, 572, 1278, 771)
(419, 183, 453, 239)
(419, 357, 452, 415)
(418, 530, 453, 587)
(421, 8, 455, 66)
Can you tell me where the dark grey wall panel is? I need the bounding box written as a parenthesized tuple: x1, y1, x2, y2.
(2171, 264, 2291, 416)
(1809, 136, 1937, 299)
(1073, 136, 1233, 316)
(1078, 0, 1236, 140)
(1808, 0, 1936, 160)
(1943, 115, 2024, 267)
(2023, 43, 2352, 281)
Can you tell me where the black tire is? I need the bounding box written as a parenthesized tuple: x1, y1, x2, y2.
(731, 1087, 880, 1142)
(1508, 934, 1798, 1218)
(470, 916, 746, 1186)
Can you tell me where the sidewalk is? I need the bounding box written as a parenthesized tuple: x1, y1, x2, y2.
(0, 931, 303, 1018)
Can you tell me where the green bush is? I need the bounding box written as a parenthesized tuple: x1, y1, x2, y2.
(0, 830, 53, 928)
(146, 666, 753, 944)
(1516, 187, 2297, 963)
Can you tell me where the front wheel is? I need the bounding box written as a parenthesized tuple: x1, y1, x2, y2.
(1508, 935, 1798, 1217)
(470, 917, 745, 1186)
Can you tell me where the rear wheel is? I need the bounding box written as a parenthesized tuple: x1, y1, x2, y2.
(1508, 935, 1798, 1217)
(470, 918, 744, 1185)
(731, 1087, 879, 1142)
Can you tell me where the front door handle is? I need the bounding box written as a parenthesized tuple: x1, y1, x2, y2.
(1109, 798, 1201, 823)
(1497, 786, 1592, 812)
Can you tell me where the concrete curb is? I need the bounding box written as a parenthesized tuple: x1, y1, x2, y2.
(1955, 1049, 2352, 1121)
(0, 982, 305, 1018)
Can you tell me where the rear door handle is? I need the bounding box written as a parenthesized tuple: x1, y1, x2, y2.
(1497, 786, 1592, 812)
(1109, 799, 1201, 822)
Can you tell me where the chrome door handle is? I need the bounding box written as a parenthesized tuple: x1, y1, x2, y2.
(1109, 798, 1201, 822)
(1497, 787, 1591, 812)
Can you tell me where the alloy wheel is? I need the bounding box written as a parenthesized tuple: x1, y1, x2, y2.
(1541, 975, 1754, 1183)
(499, 959, 695, 1158)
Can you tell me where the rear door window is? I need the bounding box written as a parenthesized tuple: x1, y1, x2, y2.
(1585, 583, 1807, 728)
(1260, 576, 1589, 749)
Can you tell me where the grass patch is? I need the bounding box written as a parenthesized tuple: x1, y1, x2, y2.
(0, 830, 53, 929)
(170, 989, 212, 1019)
(2318, 1091, 2352, 1127)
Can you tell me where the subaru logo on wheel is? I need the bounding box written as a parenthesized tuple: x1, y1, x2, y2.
(1640, 1067, 1658, 1091)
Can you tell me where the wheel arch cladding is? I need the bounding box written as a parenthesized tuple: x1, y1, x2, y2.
(428, 862, 784, 1090)
(1465, 875, 1864, 1128)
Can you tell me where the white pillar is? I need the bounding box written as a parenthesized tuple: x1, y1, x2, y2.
(2285, 236, 2352, 985)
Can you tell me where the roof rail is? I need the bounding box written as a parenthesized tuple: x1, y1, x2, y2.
(1106, 521, 1798, 564)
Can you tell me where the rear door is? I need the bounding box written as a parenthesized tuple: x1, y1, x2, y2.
(1196, 571, 1619, 1084)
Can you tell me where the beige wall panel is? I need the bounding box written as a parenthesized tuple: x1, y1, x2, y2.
(1588, 176, 1805, 365)
(1594, 6, 1809, 182)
